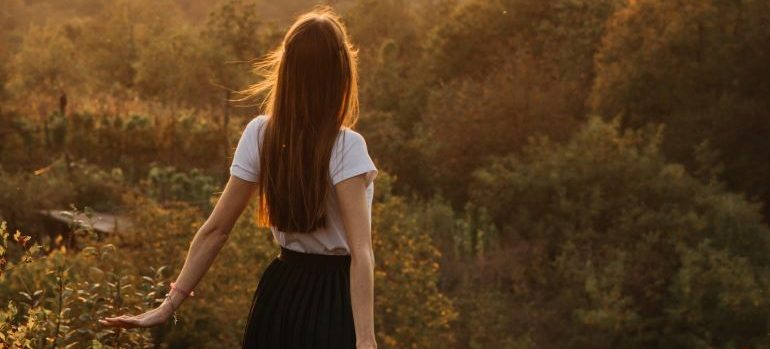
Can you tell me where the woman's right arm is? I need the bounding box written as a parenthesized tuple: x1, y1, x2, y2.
(335, 173, 377, 349)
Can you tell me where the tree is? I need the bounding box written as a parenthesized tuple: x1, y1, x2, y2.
(468, 116, 770, 348)
(77, 1, 140, 93)
(5, 23, 84, 102)
(590, 0, 770, 220)
(420, 53, 577, 207)
(201, 0, 278, 100)
(413, 0, 623, 207)
(133, 27, 219, 108)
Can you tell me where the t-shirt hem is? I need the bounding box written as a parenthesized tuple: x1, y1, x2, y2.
(332, 165, 378, 187)
(230, 166, 258, 182)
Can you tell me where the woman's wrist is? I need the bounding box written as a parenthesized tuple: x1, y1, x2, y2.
(165, 281, 194, 310)
(159, 285, 190, 325)
(170, 281, 195, 298)
(165, 290, 186, 310)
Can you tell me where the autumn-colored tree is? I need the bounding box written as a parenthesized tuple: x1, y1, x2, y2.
(5, 23, 84, 103)
(590, 0, 770, 220)
(201, 0, 278, 109)
(416, 0, 624, 207)
(369, 172, 459, 349)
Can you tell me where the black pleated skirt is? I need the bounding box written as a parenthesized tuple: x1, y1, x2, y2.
(241, 246, 356, 349)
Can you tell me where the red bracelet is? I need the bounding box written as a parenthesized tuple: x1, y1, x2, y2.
(170, 282, 195, 297)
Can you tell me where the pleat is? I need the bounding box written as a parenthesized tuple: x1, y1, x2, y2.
(315, 271, 333, 348)
(269, 263, 293, 347)
(276, 263, 308, 348)
(303, 271, 327, 349)
(261, 260, 297, 348)
(288, 271, 319, 348)
(328, 269, 344, 348)
(248, 259, 291, 348)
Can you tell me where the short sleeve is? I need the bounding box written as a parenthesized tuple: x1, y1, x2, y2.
(229, 116, 265, 182)
(330, 130, 378, 187)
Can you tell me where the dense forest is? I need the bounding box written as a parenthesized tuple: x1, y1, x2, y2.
(1, 0, 769, 348)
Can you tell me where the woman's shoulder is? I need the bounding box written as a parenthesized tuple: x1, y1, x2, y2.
(252, 114, 269, 126)
(335, 127, 368, 151)
(242, 114, 268, 136)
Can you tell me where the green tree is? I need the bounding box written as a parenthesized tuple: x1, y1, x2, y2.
(467, 116, 770, 348)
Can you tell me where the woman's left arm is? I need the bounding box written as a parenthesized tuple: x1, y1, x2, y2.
(99, 175, 257, 328)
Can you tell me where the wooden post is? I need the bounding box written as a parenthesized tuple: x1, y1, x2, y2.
(59, 92, 67, 116)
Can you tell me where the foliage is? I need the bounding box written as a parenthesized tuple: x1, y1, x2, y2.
(468, 116, 770, 348)
(5, 23, 84, 100)
(370, 176, 459, 349)
(0, 212, 166, 348)
(142, 166, 218, 210)
(420, 56, 577, 205)
(590, 0, 770, 219)
(1, 110, 232, 182)
(414, 0, 624, 206)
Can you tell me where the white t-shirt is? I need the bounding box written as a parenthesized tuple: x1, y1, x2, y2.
(229, 115, 378, 255)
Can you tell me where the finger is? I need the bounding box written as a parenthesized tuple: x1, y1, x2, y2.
(99, 319, 124, 328)
(117, 318, 141, 328)
(100, 318, 139, 329)
(100, 317, 130, 324)
(100, 316, 134, 324)
(103, 314, 131, 320)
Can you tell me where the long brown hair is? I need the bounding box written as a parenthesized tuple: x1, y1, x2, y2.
(235, 6, 359, 233)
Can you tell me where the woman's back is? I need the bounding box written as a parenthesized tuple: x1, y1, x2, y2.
(230, 114, 378, 255)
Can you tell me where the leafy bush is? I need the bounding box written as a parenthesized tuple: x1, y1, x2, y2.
(0, 214, 167, 348)
(369, 172, 459, 349)
(142, 166, 218, 210)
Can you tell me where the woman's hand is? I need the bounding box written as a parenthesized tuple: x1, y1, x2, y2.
(98, 298, 175, 329)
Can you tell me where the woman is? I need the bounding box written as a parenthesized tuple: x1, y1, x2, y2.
(99, 6, 379, 349)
